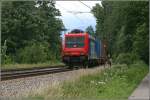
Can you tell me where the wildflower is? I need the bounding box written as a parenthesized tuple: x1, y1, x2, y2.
(95, 83, 98, 85)
(90, 80, 94, 84)
(104, 72, 107, 76)
(98, 81, 106, 85)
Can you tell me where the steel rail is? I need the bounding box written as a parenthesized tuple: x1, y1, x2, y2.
(1, 66, 77, 81)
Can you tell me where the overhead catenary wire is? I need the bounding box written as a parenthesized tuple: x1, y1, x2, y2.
(56, 2, 98, 30)
(67, 11, 91, 14)
(78, 0, 92, 10)
(56, 3, 85, 24)
(56, 3, 90, 14)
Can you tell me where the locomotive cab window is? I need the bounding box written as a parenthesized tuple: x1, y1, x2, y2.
(65, 36, 85, 48)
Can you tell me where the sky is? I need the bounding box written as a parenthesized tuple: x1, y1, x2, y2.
(55, 1, 102, 33)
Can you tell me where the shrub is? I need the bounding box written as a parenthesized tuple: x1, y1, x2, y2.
(1, 40, 14, 64)
(1, 55, 14, 64)
(115, 53, 139, 65)
(17, 42, 49, 64)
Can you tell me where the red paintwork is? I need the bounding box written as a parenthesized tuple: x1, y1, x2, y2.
(62, 33, 89, 57)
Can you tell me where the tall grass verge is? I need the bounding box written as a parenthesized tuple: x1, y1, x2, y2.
(25, 62, 148, 100)
(61, 63, 148, 99)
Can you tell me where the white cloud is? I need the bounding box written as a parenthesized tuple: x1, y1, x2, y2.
(55, 1, 101, 33)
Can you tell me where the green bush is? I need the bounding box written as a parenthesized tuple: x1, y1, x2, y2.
(17, 42, 49, 64)
(1, 55, 14, 64)
(115, 53, 139, 65)
(1, 40, 14, 64)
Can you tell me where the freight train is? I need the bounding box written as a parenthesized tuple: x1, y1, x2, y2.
(62, 29, 108, 68)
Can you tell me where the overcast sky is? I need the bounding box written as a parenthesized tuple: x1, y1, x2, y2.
(55, 1, 101, 33)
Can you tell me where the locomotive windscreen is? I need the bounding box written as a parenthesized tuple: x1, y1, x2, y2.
(65, 36, 85, 48)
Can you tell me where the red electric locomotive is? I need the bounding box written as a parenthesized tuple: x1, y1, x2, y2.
(62, 29, 108, 68)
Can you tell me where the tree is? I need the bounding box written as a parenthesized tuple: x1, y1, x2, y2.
(133, 23, 149, 64)
(1, 1, 64, 64)
(85, 25, 95, 36)
(92, 3, 104, 39)
(92, 1, 149, 64)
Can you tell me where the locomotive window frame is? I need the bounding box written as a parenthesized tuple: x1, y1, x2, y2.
(65, 36, 85, 48)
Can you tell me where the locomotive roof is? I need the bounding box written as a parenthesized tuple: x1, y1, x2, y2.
(70, 29, 84, 33)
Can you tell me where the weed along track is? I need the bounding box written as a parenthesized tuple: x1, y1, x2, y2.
(0, 65, 105, 98)
(1, 65, 76, 81)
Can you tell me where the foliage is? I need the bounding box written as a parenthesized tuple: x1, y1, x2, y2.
(1, 1, 64, 64)
(17, 41, 49, 64)
(85, 25, 95, 36)
(2, 61, 64, 70)
(60, 63, 148, 99)
(2, 55, 14, 64)
(133, 23, 149, 64)
(92, 1, 149, 64)
(1, 40, 14, 64)
(115, 53, 139, 65)
(1, 40, 7, 64)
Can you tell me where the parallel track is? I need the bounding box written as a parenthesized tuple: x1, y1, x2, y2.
(1, 66, 77, 81)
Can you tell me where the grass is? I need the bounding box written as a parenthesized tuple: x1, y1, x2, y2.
(24, 62, 148, 100)
(1, 61, 64, 70)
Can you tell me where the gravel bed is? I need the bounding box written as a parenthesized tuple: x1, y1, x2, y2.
(0, 66, 106, 100)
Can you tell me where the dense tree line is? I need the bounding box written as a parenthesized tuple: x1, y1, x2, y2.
(1, 1, 64, 64)
(92, 1, 149, 64)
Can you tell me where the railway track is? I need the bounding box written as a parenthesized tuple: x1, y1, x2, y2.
(1, 66, 77, 81)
